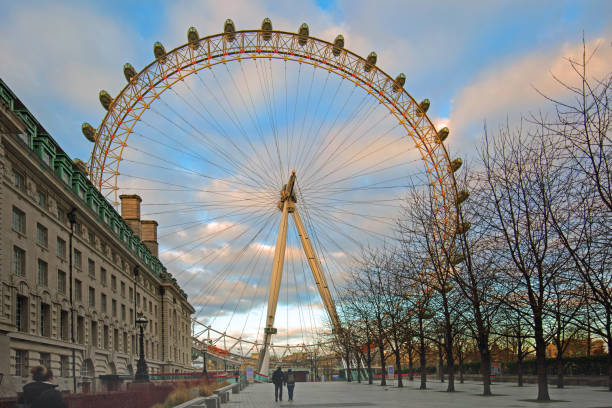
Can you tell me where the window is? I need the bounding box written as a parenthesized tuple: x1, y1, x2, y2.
(15, 350, 28, 376)
(104, 325, 109, 349)
(75, 279, 82, 302)
(74, 249, 82, 270)
(121, 281, 126, 298)
(80, 360, 92, 377)
(13, 246, 25, 276)
(91, 320, 98, 347)
(88, 231, 95, 246)
(60, 310, 69, 340)
(60, 355, 69, 377)
(57, 270, 66, 294)
(88, 259, 95, 278)
(129, 308, 133, 323)
(16, 295, 28, 332)
(101, 242, 107, 255)
(13, 169, 25, 192)
(101, 293, 107, 313)
(111, 275, 117, 292)
(40, 303, 51, 337)
(149, 301, 152, 313)
(57, 237, 66, 259)
(12, 207, 25, 234)
(39, 352, 51, 369)
(37, 190, 48, 209)
(137, 293, 140, 307)
(129, 287, 133, 301)
(76, 316, 84, 344)
(37, 259, 48, 286)
(89, 287, 95, 308)
(57, 207, 65, 224)
(112, 299, 117, 317)
(123, 332, 128, 354)
(36, 224, 48, 247)
(100, 268, 107, 286)
(114, 329, 119, 352)
(121, 304, 126, 321)
(132, 335, 136, 356)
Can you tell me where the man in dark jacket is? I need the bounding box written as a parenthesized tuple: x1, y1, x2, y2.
(285, 368, 296, 401)
(271, 366, 284, 402)
(17, 365, 67, 408)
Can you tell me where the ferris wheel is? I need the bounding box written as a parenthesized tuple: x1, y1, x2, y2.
(83, 18, 461, 373)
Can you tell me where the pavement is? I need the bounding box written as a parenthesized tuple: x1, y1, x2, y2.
(227, 379, 612, 407)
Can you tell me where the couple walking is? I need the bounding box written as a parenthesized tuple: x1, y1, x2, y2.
(271, 366, 296, 402)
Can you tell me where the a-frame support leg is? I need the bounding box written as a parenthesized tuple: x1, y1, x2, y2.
(257, 198, 290, 374)
(292, 207, 341, 332)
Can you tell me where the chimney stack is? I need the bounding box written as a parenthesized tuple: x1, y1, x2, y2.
(141, 220, 159, 257)
(119, 194, 142, 237)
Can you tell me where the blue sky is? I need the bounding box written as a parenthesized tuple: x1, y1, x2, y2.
(1, 0, 610, 347)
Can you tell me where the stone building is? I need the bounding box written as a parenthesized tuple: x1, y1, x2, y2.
(0, 79, 195, 396)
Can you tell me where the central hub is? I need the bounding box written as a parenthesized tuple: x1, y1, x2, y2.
(277, 170, 297, 211)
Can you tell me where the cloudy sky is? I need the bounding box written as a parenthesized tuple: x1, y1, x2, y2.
(1, 0, 610, 351)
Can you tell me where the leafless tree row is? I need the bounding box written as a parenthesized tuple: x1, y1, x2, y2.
(336, 42, 610, 401)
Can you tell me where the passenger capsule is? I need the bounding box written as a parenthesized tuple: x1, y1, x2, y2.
(261, 18, 272, 41)
(437, 127, 449, 143)
(416, 99, 430, 116)
(297, 23, 309, 46)
(187, 26, 200, 48)
(99, 90, 113, 111)
(81, 122, 96, 142)
(123, 63, 136, 83)
(332, 35, 344, 56)
(450, 158, 463, 172)
(364, 51, 377, 72)
(224, 19, 236, 42)
(392, 73, 406, 92)
(456, 189, 470, 204)
(457, 222, 471, 234)
(153, 41, 166, 62)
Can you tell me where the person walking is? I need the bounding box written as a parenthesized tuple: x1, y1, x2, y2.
(17, 365, 67, 408)
(285, 368, 296, 401)
(272, 366, 284, 402)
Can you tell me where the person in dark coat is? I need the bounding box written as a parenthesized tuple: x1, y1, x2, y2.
(285, 368, 296, 401)
(271, 366, 284, 402)
(17, 365, 67, 408)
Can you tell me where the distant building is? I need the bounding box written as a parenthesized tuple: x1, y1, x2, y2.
(0, 79, 195, 396)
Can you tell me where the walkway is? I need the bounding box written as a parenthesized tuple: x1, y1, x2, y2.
(229, 379, 611, 407)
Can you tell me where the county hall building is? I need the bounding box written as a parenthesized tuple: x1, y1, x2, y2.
(0, 78, 195, 396)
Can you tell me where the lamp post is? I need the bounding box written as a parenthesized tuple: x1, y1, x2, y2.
(67, 208, 77, 393)
(135, 314, 150, 382)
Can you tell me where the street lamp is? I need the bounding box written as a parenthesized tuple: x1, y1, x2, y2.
(135, 314, 150, 382)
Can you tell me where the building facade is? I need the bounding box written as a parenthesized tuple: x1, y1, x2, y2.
(0, 79, 195, 396)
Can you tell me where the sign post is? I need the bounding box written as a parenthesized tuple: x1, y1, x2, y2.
(387, 365, 394, 387)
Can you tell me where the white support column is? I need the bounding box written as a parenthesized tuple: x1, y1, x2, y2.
(257, 198, 290, 373)
(292, 207, 342, 332)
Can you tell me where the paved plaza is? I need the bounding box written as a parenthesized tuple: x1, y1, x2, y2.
(227, 380, 611, 407)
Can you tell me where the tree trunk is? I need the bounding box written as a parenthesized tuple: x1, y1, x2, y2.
(419, 321, 427, 390)
(556, 344, 564, 389)
(480, 341, 492, 396)
(517, 334, 524, 387)
(534, 319, 551, 401)
(458, 350, 464, 384)
(357, 350, 362, 383)
(408, 349, 414, 381)
(367, 346, 373, 385)
(394, 349, 403, 387)
(438, 341, 445, 383)
(445, 332, 455, 392)
(606, 318, 611, 391)
(378, 343, 386, 386)
(346, 348, 352, 382)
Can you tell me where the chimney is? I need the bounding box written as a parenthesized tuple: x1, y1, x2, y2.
(141, 220, 159, 257)
(119, 194, 142, 237)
